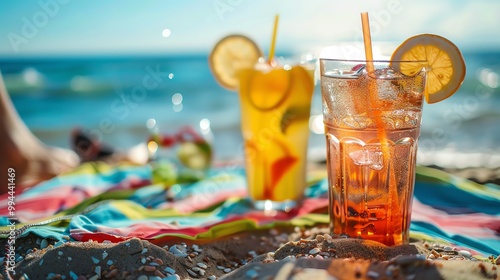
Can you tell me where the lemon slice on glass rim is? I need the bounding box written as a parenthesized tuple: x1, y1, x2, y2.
(391, 34, 466, 104)
(247, 68, 291, 111)
(209, 34, 263, 91)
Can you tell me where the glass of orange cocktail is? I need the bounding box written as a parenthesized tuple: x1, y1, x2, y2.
(239, 59, 314, 210)
(320, 59, 425, 245)
(209, 15, 315, 211)
(320, 11, 465, 246)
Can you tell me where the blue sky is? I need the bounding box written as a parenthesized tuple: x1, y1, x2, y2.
(0, 0, 499, 57)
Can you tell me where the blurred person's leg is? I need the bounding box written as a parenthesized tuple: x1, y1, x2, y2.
(70, 127, 149, 165)
(0, 73, 80, 194)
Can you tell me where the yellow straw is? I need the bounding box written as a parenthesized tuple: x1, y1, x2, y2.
(268, 14, 279, 63)
(361, 12, 374, 73)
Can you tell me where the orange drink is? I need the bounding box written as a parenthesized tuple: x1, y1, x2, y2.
(208, 15, 316, 210)
(320, 31, 466, 245)
(320, 59, 425, 245)
(238, 61, 314, 210)
(321, 11, 465, 245)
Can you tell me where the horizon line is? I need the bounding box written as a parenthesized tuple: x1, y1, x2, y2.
(0, 46, 497, 60)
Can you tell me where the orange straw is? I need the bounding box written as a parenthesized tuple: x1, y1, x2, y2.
(361, 12, 375, 73)
(360, 12, 389, 167)
(361, 12, 396, 242)
(268, 14, 279, 63)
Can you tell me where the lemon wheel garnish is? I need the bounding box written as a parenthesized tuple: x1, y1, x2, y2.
(208, 34, 262, 91)
(391, 34, 466, 104)
(247, 68, 291, 111)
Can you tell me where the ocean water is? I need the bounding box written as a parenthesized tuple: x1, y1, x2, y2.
(2, 52, 500, 168)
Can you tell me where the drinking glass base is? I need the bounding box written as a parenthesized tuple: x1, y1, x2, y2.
(252, 199, 297, 213)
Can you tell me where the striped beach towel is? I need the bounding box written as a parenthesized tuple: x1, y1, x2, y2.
(1, 162, 498, 257)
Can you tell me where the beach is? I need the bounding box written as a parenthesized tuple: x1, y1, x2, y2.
(2, 219, 499, 279)
(1, 50, 500, 280)
(1, 0, 500, 278)
(0, 160, 498, 279)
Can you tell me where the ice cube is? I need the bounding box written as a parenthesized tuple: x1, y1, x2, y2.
(366, 205, 387, 220)
(342, 115, 372, 129)
(349, 146, 383, 170)
(373, 67, 402, 79)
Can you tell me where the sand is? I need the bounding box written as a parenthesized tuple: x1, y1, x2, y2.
(2, 226, 498, 280)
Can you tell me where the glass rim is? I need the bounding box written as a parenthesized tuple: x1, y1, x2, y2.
(320, 58, 427, 63)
